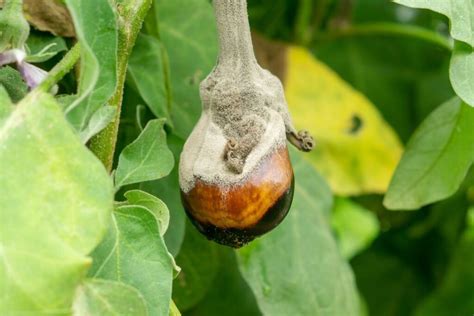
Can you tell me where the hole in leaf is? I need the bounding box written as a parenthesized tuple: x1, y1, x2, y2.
(348, 114, 363, 135)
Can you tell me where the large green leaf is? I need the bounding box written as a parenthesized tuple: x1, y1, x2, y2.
(393, 0, 473, 46)
(115, 118, 174, 189)
(236, 150, 359, 316)
(128, 33, 172, 122)
(64, 0, 118, 131)
(450, 41, 474, 106)
(154, 0, 218, 138)
(187, 248, 261, 316)
(0, 91, 113, 313)
(331, 198, 379, 259)
(384, 98, 474, 210)
(0, 85, 13, 121)
(89, 205, 175, 316)
(394, 0, 474, 106)
(172, 222, 219, 311)
(140, 133, 186, 256)
(73, 279, 148, 316)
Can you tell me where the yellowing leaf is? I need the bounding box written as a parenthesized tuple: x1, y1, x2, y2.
(285, 47, 403, 195)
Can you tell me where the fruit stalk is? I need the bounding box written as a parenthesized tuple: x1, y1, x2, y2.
(214, 0, 256, 70)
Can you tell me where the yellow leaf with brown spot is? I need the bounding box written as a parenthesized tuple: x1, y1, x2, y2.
(285, 47, 403, 195)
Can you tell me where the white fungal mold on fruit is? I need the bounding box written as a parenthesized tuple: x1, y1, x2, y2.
(179, 0, 314, 248)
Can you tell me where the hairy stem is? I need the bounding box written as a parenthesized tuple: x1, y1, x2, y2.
(36, 43, 81, 93)
(89, 0, 152, 172)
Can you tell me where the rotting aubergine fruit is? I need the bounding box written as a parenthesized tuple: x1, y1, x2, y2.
(179, 0, 314, 248)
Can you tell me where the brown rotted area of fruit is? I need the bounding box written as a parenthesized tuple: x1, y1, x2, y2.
(181, 147, 294, 248)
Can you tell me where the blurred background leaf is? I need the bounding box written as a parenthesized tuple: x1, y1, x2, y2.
(285, 46, 403, 196)
(236, 150, 359, 315)
(127, 33, 172, 123)
(172, 222, 219, 312)
(394, 0, 474, 108)
(151, 0, 218, 139)
(331, 197, 379, 258)
(415, 224, 474, 316)
(186, 248, 262, 316)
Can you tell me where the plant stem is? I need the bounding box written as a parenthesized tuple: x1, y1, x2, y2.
(316, 22, 453, 51)
(294, 0, 313, 45)
(89, 0, 152, 172)
(36, 42, 81, 93)
(213, 0, 257, 68)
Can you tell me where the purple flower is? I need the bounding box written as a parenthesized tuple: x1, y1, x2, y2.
(17, 61, 49, 90)
(0, 48, 50, 90)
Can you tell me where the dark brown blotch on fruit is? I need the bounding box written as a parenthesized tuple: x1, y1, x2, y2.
(180, 147, 294, 248)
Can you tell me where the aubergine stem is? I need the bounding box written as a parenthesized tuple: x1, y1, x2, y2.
(212, 0, 315, 153)
(213, 0, 256, 72)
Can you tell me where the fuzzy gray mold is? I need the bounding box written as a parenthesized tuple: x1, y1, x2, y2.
(179, 0, 314, 193)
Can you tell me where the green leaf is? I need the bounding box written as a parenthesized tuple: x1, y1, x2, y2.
(384, 98, 474, 210)
(0, 91, 113, 313)
(89, 205, 175, 316)
(172, 222, 219, 311)
(469, 206, 474, 227)
(393, 0, 473, 46)
(79, 106, 116, 143)
(169, 300, 181, 316)
(115, 118, 174, 188)
(331, 198, 379, 259)
(187, 248, 261, 316)
(25, 32, 68, 63)
(415, 212, 474, 316)
(236, 150, 359, 315)
(0, 85, 13, 122)
(128, 34, 172, 122)
(73, 279, 148, 316)
(124, 189, 170, 236)
(153, 0, 218, 138)
(353, 249, 429, 316)
(140, 134, 186, 256)
(90, 205, 173, 315)
(64, 0, 118, 131)
(394, 0, 474, 106)
(0, 66, 28, 103)
(450, 41, 474, 106)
